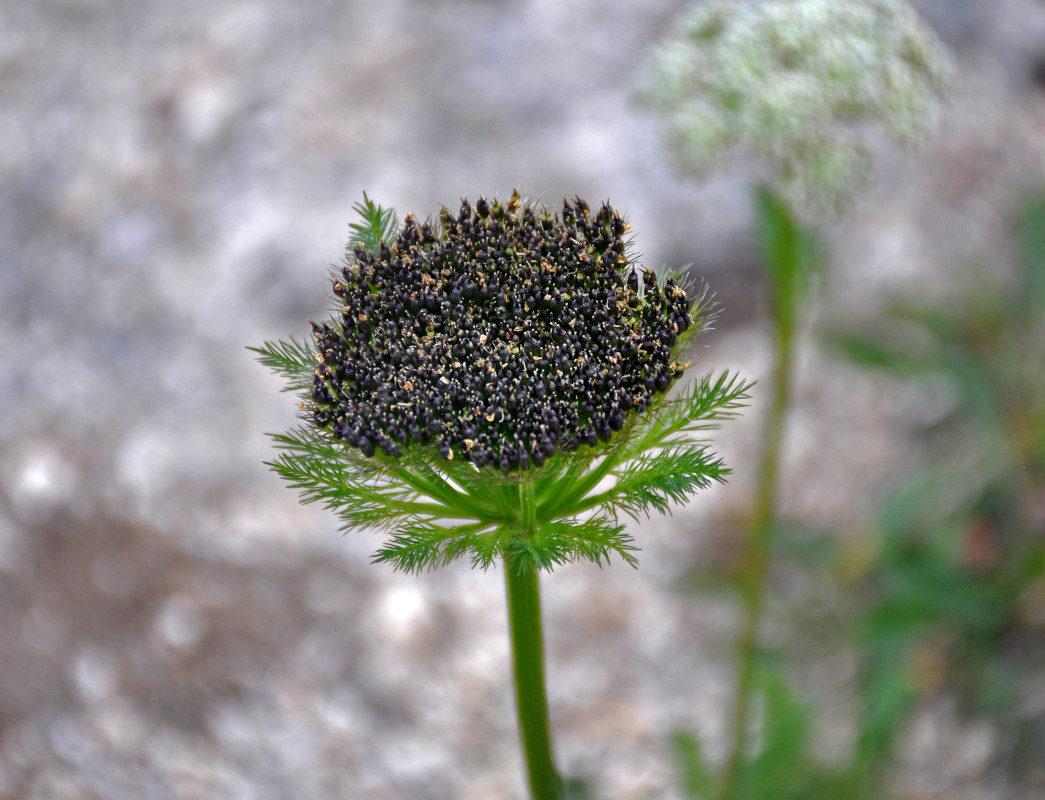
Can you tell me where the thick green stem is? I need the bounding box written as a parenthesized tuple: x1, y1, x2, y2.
(720, 324, 795, 800)
(506, 480, 563, 800)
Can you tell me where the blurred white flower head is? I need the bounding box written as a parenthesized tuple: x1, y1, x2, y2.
(635, 0, 955, 217)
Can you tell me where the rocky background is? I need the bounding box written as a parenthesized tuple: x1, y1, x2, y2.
(2, 1, 1045, 798)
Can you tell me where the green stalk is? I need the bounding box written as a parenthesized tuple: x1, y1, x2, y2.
(719, 298, 796, 800)
(505, 480, 563, 800)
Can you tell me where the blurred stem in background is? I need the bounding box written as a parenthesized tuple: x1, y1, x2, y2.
(720, 189, 817, 800)
(634, 3, 956, 794)
(507, 480, 563, 800)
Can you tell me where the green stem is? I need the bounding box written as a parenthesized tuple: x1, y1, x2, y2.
(720, 323, 795, 800)
(505, 480, 563, 800)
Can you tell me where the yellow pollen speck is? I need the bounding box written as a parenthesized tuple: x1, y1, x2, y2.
(315, 352, 324, 363)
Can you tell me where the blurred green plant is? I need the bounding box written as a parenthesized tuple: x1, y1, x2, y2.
(832, 191, 1045, 781)
(635, 2, 956, 797)
(676, 192, 1045, 800)
(719, 189, 819, 800)
(634, 0, 954, 218)
(643, 190, 837, 800)
(674, 663, 882, 800)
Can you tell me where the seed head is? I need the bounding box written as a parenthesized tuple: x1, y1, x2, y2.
(308, 192, 695, 472)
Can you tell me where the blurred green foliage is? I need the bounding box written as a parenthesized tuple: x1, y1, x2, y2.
(675, 665, 878, 800)
(674, 190, 876, 800)
(754, 187, 821, 344)
(672, 191, 1045, 799)
(835, 190, 1045, 781)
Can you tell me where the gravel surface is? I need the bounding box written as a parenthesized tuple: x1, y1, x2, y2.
(3, 1, 1045, 798)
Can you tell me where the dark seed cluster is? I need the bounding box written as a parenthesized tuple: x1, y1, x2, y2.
(309, 192, 693, 471)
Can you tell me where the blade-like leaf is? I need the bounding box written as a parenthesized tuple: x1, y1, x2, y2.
(673, 730, 716, 800)
(1019, 191, 1045, 319)
(829, 332, 922, 374)
(755, 186, 820, 341)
